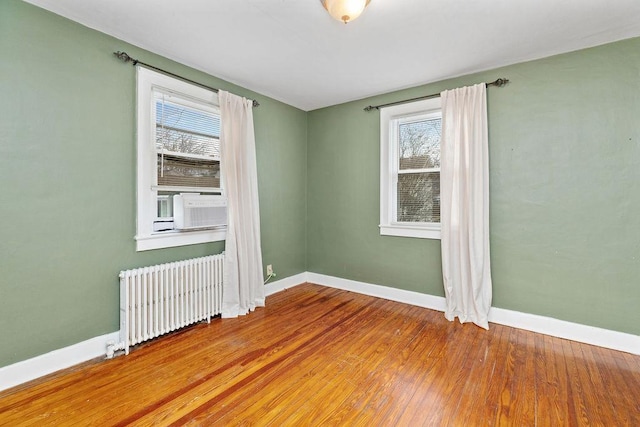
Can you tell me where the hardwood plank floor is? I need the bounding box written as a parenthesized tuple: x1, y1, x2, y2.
(1, 283, 639, 426)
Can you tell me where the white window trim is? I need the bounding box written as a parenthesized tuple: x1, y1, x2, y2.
(380, 98, 442, 240)
(136, 67, 225, 251)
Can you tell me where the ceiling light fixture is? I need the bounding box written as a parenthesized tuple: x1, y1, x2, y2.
(321, 0, 371, 24)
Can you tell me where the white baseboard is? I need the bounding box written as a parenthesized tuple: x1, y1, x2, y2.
(306, 272, 447, 312)
(264, 272, 308, 296)
(0, 331, 119, 393)
(488, 306, 640, 355)
(3, 271, 638, 393)
(307, 272, 640, 356)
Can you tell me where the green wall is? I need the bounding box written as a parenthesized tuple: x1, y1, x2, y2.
(0, 0, 307, 367)
(307, 37, 640, 335)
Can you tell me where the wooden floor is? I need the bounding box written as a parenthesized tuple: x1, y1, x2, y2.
(1, 284, 639, 426)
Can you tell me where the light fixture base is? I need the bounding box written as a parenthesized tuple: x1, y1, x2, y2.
(320, 0, 371, 24)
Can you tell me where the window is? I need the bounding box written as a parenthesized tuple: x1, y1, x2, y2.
(380, 98, 442, 239)
(136, 67, 226, 251)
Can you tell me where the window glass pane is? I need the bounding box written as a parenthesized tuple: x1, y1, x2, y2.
(155, 95, 220, 158)
(397, 172, 440, 223)
(157, 195, 173, 218)
(157, 154, 220, 188)
(155, 191, 178, 232)
(399, 118, 441, 170)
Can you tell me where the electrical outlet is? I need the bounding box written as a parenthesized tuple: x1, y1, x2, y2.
(266, 264, 273, 276)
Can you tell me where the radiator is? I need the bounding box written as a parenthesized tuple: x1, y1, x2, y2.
(114, 254, 224, 355)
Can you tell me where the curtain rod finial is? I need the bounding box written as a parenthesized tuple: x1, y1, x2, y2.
(114, 51, 133, 63)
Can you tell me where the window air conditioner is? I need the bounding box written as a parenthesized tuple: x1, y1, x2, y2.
(173, 194, 227, 230)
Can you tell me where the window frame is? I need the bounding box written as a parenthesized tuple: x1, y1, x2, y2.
(379, 98, 442, 240)
(136, 67, 226, 251)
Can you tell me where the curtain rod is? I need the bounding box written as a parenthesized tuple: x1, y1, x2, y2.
(363, 78, 509, 112)
(113, 51, 260, 108)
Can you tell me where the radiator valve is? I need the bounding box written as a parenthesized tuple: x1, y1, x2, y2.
(106, 341, 116, 359)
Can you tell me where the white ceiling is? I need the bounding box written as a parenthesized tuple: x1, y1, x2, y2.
(25, 0, 640, 111)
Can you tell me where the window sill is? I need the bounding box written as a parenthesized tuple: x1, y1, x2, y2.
(379, 224, 441, 240)
(136, 228, 226, 251)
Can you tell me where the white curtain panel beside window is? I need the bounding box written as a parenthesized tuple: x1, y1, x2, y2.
(440, 83, 493, 330)
(219, 91, 265, 318)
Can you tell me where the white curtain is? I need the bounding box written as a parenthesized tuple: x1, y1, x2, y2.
(440, 83, 492, 330)
(219, 91, 265, 318)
